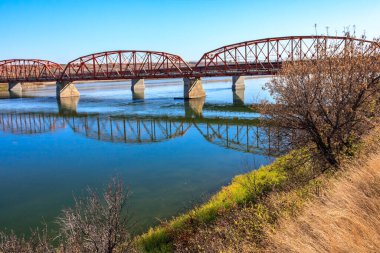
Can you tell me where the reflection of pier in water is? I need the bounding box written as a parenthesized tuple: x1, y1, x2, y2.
(0, 112, 283, 155)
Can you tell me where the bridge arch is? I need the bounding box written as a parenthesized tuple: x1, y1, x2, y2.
(194, 35, 379, 76)
(0, 59, 63, 82)
(60, 50, 193, 81)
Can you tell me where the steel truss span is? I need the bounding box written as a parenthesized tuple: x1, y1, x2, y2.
(0, 36, 378, 83)
(60, 51, 193, 81)
(0, 59, 63, 82)
(193, 36, 379, 77)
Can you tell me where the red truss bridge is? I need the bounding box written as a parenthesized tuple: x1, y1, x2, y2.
(0, 36, 378, 99)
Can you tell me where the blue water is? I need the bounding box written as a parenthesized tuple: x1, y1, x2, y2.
(0, 77, 275, 235)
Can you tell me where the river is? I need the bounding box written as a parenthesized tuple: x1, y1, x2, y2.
(0, 77, 277, 235)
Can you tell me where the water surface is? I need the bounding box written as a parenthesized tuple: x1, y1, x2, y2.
(0, 77, 276, 234)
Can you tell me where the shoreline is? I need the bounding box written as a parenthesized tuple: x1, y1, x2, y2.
(133, 127, 380, 252)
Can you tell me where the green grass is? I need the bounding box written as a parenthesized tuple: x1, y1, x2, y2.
(135, 150, 311, 252)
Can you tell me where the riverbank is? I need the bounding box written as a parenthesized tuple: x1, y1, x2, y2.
(134, 127, 380, 252)
(267, 145, 380, 252)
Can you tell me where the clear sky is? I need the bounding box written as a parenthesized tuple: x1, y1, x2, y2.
(0, 0, 379, 63)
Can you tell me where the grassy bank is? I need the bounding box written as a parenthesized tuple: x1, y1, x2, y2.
(134, 128, 380, 252)
(134, 149, 317, 252)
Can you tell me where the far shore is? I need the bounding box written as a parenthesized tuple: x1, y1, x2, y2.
(0, 75, 273, 94)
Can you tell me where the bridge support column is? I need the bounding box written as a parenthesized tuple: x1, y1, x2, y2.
(183, 77, 206, 99)
(232, 76, 245, 91)
(56, 81, 80, 98)
(9, 90, 23, 98)
(131, 79, 145, 100)
(131, 79, 145, 92)
(132, 90, 145, 100)
(8, 82, 22, 92)
(233, 89, 245, 105)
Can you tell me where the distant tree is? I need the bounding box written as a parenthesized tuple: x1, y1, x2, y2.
(57, 178, 132, 253)
(262, 38, 380, 166)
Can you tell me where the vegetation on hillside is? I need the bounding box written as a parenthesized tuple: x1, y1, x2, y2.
(268, 134, 380, 252)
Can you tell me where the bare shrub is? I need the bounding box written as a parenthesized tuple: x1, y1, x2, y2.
(0, 225, 53, 253)
(57, 178, 132, 253)
(0, 231, 32, 253)
(263, 38, 380, 166)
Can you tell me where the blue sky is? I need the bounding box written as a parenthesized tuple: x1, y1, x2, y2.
(0, 0, 379, 62)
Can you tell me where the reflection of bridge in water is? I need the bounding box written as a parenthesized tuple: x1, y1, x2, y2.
(0, 112, 284, 155)
(68, 116, 191, 144)
(0, 112, 66, 135)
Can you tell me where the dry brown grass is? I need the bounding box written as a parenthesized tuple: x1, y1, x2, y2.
(267, 152, 380, 253)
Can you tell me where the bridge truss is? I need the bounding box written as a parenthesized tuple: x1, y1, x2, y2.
(0, 36, 378, 83)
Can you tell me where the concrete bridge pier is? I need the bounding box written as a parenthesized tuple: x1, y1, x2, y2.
(131, 79, 145, 100)
(233, 89, 245, 105)
(132, 89, 145, 100)
(8, 82, 22, 92)
(183, 77, 206, 99)
(131, 79, 145, 92)
(56, 81, 80, 98)
(232, 76, 245, 91)
(9, 90, 23, 98)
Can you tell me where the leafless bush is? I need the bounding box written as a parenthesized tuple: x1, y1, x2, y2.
(0, 225, 53, 253)
(263, 38, 380, 167)
(0, 178, 132, 253)
(57, 178, 132, 253)
(0, 231, 32, 253)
